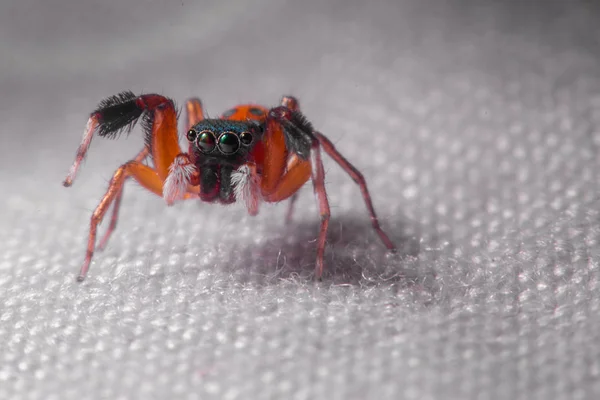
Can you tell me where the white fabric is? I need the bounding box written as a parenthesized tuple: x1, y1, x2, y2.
(1, 0, 599, 398)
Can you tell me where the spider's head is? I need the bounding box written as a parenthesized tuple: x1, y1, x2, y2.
(186, 119, 263, 166)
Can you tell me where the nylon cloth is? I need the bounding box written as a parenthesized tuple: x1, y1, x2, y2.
(1, 0, 600, 399)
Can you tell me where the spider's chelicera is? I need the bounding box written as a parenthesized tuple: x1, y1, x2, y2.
(63, 92, 397, 282)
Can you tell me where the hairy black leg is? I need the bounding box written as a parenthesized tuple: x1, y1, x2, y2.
(267, 106, 315, 160)
(63, 91, 178, 186)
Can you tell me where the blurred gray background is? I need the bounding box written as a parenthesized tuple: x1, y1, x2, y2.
(1, 0, 600, 398)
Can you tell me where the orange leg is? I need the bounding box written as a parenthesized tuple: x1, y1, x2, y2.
(97, 147, 150, 251)
(263, 154, 311, 202)
(185, 98, 204, 131)
(78, 161, 164, 281)
(63, 92, 192, 280)
(259, 120, 288, 194)
(144, 98, 182, 181)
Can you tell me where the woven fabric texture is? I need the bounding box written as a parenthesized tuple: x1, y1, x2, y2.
(1, 0, 600, 399)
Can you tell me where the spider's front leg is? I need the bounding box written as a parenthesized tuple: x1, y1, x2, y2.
(79, 161, 165, 281)
(98, 98, 204, 251)
(263, 100, 396, 279)
(97, 146, 149, 250)
(63, 92, 200, 281)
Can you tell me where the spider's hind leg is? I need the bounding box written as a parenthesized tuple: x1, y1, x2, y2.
(266, 106, 397, 278)
(314, 132, 397, 253)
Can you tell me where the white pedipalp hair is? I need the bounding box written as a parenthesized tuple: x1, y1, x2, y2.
(163, 155, 197, 205)
(231, 164, 262, 215)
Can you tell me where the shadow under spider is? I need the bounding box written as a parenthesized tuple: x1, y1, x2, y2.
(216, 213, 438, 293)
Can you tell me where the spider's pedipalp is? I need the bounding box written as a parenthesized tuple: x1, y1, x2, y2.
(163, 154, 198, 205)
(231, 164, 262, 215)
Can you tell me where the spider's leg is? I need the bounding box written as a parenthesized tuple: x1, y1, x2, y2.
(258, 117, 288, 194)
(97, 147, 149, 251)
(185, 97, 204, 131)
(314, 132, 396, 252)
(79, 161, 163, 281)
(63, 92, 183, 186)
(260, 141, 326, 279)
(280, 96, 301, 223)
(83, 154, 198, 280)
(266, 105, 396, 278)
(285, 193, 298, 224)
(262, 107, 330, 278)
(308, 141, 331, 279)
(262, 153, 311, 201)
(280, 95, 299, 111)
(63, 115, 100, 187)
(65, 92, 199, 280)
(257, 96, 304, 196)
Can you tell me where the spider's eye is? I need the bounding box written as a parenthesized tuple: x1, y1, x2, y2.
(196, 130, 216, 153)
(217, 132, 240, 154)
(186, 129, 197, 142)
(239, 132, 253, 146)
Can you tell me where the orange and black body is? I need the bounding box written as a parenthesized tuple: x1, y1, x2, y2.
(63, 92, 396, 281)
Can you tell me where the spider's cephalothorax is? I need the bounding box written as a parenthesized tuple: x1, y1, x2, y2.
(63, 92, 396, 281)
(186, 119, 264, 203)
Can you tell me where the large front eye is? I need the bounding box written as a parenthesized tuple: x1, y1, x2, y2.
(218, 132, 240, 154)
(196, 130, 216, 153)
